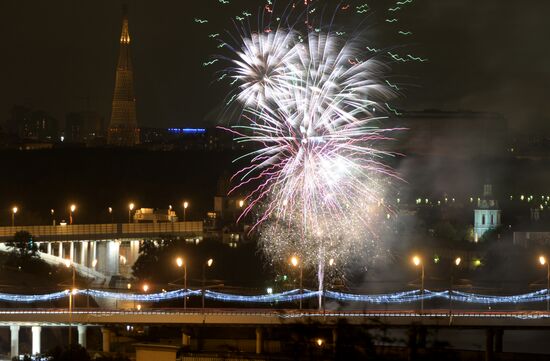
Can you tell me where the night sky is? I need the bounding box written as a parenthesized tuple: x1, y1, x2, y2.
(0, 0, 548, 131)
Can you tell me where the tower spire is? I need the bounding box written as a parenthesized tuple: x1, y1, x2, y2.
(108, 5, 139, 146)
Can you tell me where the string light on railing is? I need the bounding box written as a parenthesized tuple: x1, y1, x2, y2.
(0, 288, 550, 305)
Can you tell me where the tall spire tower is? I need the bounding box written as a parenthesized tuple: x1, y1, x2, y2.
(108, 5, 139, 146)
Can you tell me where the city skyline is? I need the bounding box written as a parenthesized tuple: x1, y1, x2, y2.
(0, 1, 548, 130)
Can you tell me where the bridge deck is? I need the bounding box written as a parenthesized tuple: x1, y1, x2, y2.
(0, 222, 203, 241)
(1, 309, 550, 328)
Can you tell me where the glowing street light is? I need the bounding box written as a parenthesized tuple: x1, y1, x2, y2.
(69, 204, 76, 225)
(11, 206, 18, 227)
(238, 200, 245, 208)
(176, 256, 187, 309)
(291, 256, 303, 309)
(128, 203, 135, 223)
(142, 284, 149, 293)
(202, 258, 214, 310)
(412, 255, 424, 313)
(540, 255, 550, 312)
(183, 201, 189, 221)
(450, 257, 462, 316)
(108, 207, 113, 223)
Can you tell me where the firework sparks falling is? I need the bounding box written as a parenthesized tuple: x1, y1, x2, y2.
(200, 1, 423, 308)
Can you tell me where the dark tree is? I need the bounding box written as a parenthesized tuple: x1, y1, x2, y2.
(6, 231, 38, 259)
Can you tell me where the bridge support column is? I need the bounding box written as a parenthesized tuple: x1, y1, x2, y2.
(58, 242, 63, 258)
(78, 325, 87, 348)
(90, 241, 97, 267)
(485, 328, 494, 361)
(80, 241, 88, 266)
(10, 325, 20, 358)
(31, 326, 41, 355)
(495, 328, 503, 353)
(182, 331, 191, 347)
(101, 327, 111, 352)
(255, 327, 263, 354)
(47, 242, 52, 255)
(69, 241, 74, 261)
(332, 328, 338, 355)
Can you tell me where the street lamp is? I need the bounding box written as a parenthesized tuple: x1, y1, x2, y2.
(11, 207, 18, 227)
(108, 207, 113, 223)
(291, 256, 303, 309)
(412, 255, 425, 313)
(450, 257, 461, 316)
(202, 258, 213, 310)
(183, 201, 189, 221)
(128, 203, 135, 223)
(142, 283, 149, 293)
(540, 255, 550, 312)
(238, 200, 245, 208)
(64, 259, 76, 345)
(176, 257, 187, 309)
(69, 204, 76, 225)
(51, 209, 55, 225)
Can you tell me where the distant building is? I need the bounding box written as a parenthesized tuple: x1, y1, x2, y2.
(65, 111, 105, 145)
(140, 127, 237, 151)
(6, 105, 59, 141)
(107, 6, 139, 146)
(133, 208, 178, 223)
(513, 232, 550, 247)
(474, 184, 501, 242)
(391, 110, 508, 157)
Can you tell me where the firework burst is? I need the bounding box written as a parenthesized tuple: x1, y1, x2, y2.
(218, 4, 406, 307)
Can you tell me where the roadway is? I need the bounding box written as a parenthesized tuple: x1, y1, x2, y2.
(1, 308, 550, 328)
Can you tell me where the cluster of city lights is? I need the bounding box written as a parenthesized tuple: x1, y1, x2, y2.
(2, 288, 550, 305)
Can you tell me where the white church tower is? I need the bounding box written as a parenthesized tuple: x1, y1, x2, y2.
(474, 184, 501, 242)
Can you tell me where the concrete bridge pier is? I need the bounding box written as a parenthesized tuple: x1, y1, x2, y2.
(101, 327, 111, 352)
(10, 325, 20, 358)
(182, 330, 191, 347)
(486, 328, 494, 361)
(255, 327, 263, 354)
(78, 325, 87, 348)
(495, 328, 503, 353)
(31, 326, 41, 355)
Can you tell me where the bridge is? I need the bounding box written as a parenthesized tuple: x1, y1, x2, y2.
(0, 221, 203, 242)
(0, 307, 549, 359)
(0, 221, 203, 282)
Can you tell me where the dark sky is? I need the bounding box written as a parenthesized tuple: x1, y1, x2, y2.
(0, 0, 548, 130)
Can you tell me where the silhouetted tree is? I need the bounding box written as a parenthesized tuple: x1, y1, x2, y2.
(7, 231, 38, 259)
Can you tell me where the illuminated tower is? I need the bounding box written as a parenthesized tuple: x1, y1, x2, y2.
(108, 5, 140, 146)
(474, 184, 501, 242)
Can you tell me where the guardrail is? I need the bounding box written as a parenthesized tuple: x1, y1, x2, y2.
(0, 221, 203, 241)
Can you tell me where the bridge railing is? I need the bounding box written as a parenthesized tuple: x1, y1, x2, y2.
(0, 221, 203, 241)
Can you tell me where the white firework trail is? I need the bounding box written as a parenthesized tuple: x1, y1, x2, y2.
(223, 24, 403, 309)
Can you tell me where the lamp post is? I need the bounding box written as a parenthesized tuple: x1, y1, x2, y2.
(108, 207, 113, 223)
(176, 257, 187, 309)
(450, 257, 461, 316)
(540, 256, 550, 312)
(128, 203, 135, 223)
(183, 201, 189, 222)
(291, 256, 303, 310)
(51, 209, 55, 225)
(11, 207, 17, 227)
(64, 259, 76, 346)
(69, 204, 76, 225)
(412, 255, 424, 313)
(202, 258, 213, 310)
